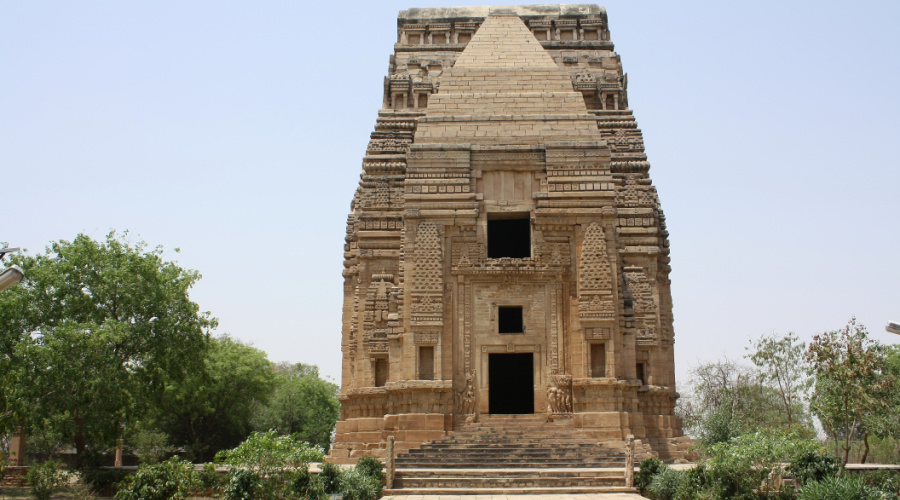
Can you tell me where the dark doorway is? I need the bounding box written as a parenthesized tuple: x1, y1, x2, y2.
(488, 353, 534, 414)
(487, 216, 531, 258)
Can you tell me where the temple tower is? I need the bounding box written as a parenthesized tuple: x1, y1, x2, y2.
(332, 5, 687, 463)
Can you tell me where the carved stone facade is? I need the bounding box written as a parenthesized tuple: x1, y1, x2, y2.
(331, 4, 686, 463)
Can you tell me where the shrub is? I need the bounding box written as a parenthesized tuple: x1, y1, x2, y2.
(66, 471, 95, 500)
(131, 427, 174, 465)
(356, 455, 385, 483)
(293, 466, 325, 499)
(355, 455, 384, 497)
(703, 430, 821, 500)
(27, 459, 68, 500)
(114, 456, 198, 500)
(798, 475, 891, 500)
(216, 431, 325, 499)
(856, 469, 900, 497)
(197, 462, 226, 494)
(638, 457, 667, 495)
(340, 468, 381, 500)
(319, 462, 342, 494)
(647, 467, 689, 500)
(222, 468, 260, 500)
(215, 430, 324, 469)
(788, 451, 840, 485)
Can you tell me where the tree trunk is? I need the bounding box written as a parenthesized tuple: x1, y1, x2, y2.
(73, 415, 86, 469)
(861, 431, 870, 464)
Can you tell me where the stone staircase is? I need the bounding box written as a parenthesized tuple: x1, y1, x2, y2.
(385, 414, 638, 495)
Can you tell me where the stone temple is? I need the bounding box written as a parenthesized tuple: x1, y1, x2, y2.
(331, 4, 689, 469)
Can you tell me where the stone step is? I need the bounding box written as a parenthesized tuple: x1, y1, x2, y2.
(398, 455, 625, 462)
(384, 486, 639, 495)
(395, 467, 626, 477)
(412, 443, 622, 451)
(394, 476, 626, 488)
(394, 460, 626, 468)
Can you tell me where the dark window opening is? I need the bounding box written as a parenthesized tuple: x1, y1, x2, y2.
(591, 343, 606, 378)
(489, 353, 534, 414)
(636, 362, 646, 385)
(487, 216, 530, 258)
(418, 346, 434, 380)
(374, 358, 388, 387)
(498, 306, 524, 334)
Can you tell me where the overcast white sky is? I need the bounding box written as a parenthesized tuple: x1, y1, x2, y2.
(3, 1, 898, 386)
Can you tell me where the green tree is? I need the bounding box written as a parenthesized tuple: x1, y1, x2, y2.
(806, 317, 891, 465)
(746, 331, 811, 428)
(679, 359, 793, 445)
(154, 335, 277, 462)
(0, 232, 214, 465)
(252, 363, 340, 451)
(867, 345, 900, 462)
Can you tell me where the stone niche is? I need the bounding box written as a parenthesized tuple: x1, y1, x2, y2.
(330, 4, 688, 463)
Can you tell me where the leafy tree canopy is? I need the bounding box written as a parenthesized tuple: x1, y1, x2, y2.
(154, 335, 277, 462)
(807, 317, 893, 465)
(0, 232, 215, 463)
(252, 363, 340, 451)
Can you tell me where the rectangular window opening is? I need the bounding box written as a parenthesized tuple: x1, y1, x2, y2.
(590, 343, 606, 378)
(636, 362, 646, 385)
(487, 214, 531, 258)
(498, 306, 524, 334)
(374, 358, 388, 387)
(418, 346, 434, 380)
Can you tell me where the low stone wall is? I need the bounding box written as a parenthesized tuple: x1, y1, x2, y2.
(329, 412, 451, 464)
(1, 466, 28, 487)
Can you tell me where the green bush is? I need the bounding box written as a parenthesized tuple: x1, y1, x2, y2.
(788, 451, 840, 485)
(222, 469, 260, 500)
(356, 455, 385, 483)
(856, 469, 900, 498)
(197, 462, 226, 494)
(319, 462, 342, 494)
(798, 475, 891, 500)
(215, 430, 324, 469)
(293, 467, 325, 499)
(638, 457, 667, 495)
(703, 430, 821, 500)
(340, 468, 381, 500)
(114, 456, 198, 500)
(355, 455, 384, 497)
(27, 459, 68, 500)
(216, 431, 325, 499)
(647, 467, 689, 500)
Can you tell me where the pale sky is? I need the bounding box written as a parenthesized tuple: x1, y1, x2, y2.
(3, 1, 899, 386)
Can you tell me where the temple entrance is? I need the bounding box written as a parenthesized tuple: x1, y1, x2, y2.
(488, 353, 534, 414)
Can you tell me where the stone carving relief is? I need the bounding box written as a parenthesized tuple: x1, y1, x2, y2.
(547, 374, 573, 414)
(617, 175, 654, 208)
(363, 275, 398, 356)
(411, 222, 443, 325)
(623, 266, 659, 345)
(456, 369, 476, 418)
(609, 129, 644, 153)
(374, 178, 391, 208)
(578, 223, 616, 321)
